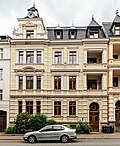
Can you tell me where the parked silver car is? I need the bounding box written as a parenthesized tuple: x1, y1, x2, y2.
(23, 125, 77, 143)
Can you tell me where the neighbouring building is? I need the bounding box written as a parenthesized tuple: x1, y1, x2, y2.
(0, 35, 11, 132)
(103, 10, 120, 129)
(7, 4, 120, 132)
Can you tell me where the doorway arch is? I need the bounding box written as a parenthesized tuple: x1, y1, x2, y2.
(89, 102, 99, 132)
(115, 100, 120, 128)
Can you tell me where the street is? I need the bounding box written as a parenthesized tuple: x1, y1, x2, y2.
(1, 139, 120, 146)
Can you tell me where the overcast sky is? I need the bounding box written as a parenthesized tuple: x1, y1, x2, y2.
(0, 0, 119, 36)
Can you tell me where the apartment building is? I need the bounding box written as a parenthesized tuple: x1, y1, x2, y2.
(8, 4, 110, 132)
(0, 35, 11, 132)
(103, 10, 120, 129)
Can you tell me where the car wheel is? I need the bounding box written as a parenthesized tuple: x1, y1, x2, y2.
(28, 135, 36, 143)
(61, 135, 69, 143)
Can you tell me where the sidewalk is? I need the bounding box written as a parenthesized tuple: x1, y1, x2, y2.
(0, 132, 120, 140)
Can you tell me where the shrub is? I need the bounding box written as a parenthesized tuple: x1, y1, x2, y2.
(5, 126, 16, 134)
(14, 112, 30, 134)
(76, 121, 91, 134)
(47, 119, 57, 125)
(29, 114, 48, 131)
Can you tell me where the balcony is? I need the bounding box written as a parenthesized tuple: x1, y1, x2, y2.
(83, 51, 107, 71)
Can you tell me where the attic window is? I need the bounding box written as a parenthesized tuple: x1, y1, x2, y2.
(55, 30, 63, 39)
(69, 30, 77, 39)
(89, 29, 99, 38)
(26, 30, 34, 39)
(115, 26, 120, 35)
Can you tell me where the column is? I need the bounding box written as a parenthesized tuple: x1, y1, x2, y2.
(67, 76, 69, 90)
(83, 73, 87, 90)
(16, 76, 19, 90)
(41, 50, 44, 64)
(109, 69, 113, 88)
(34, 50, 37, 64)
(76, 75, 79, 90)
(33, 99, 36, 115)
(33, 76, 37, 90)
(63, 75, 67, 89)
(102, 73, 107, 90)
(102, 48, 107, 64)
(22, 99, 26, 113)
(109, 43, 113, 60)
(52, 76, 54, 90)
(108, 95, 115, 122)
(23, 75, 26, 90)
(84, 49, 87, 64)
(16, 50, 19, 63)
(23, 50, 26, 64)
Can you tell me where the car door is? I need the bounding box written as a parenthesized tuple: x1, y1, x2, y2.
(37, 125, 53, 141)
(50, 126, 65, 140)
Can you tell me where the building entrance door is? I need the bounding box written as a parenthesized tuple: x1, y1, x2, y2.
(89, 102, 99, 132)
(115, 101, 120, 129)
(0, 110, 7, 132)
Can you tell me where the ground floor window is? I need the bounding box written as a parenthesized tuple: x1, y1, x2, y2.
(18, 101, 22, 114)
(36, 101, 41, 113)
(54, 101, 61, 116)
(26, 101, 33, 114)
(69, 101, 76, 116)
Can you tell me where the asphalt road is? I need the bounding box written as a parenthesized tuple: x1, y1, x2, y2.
(1, 139, 120, 146)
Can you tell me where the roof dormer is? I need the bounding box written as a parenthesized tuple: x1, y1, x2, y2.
(86, 16, 101, 38)
(110, 10, 120, 36)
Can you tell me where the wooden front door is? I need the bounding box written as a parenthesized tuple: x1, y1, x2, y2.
(115, 101, 120, 129)
(89, 102, 99, 132)
(0, 111, 7, 132)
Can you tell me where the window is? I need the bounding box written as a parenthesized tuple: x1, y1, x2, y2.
(0, 48, 3, 59)
(88, 58, 97, 63)
(36, 101, 41, 113)
(19, 51, 23, 63)
(54, 101, 61, 116)
(26, 51, 34, 64)
(0, 69, 3, 80)
(113, 55, 118, 59)
(18, 101, 22, 114)
(19, 76, 23, 90)
(26, 101, 33, 114)
(89, 29, 99, 38)
(26, 30, 34, 39)
(54, 51, 62, 64)
(37, 51, 41, 64)
(53, 126, 64, 131)
(54, 76, 61, 90)
(69, 101, 76, 116)
(37, 76, 41, 89)
(69, 51, 77, 64)
(87, 80, 97, 89)
(69, 30, 77, 39)
(69, 76, 76, 90)
(55, 30, 63, 39)
(113, 77, 118, 87)
(0, 90, 2, 100)
(26, 76, 33, 89)
(41, 126, 53, 132)
(115, 26, 120, 35)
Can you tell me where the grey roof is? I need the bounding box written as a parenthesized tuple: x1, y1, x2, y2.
(102, 22, 112, 38)
(88, 16, 100, 27)
(110, 11, 120, 30)
(47, 26, 106, 40)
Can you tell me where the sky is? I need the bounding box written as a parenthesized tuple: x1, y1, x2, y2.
(0, 0, 119, 37)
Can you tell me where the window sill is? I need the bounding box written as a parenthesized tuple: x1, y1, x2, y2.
(15, 63, 44, 65)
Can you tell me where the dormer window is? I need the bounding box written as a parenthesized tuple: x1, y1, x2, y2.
(26, 30, 34, 39)
(55, 30, 63, 39)
(69, 30, 77, 39)
(89, 29, 99, 38)
(115, 25, 120, 35)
